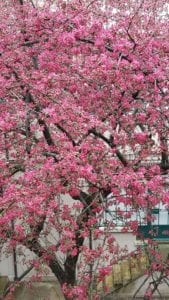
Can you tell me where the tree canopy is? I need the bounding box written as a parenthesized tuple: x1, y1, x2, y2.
(0, 0, 168, 299)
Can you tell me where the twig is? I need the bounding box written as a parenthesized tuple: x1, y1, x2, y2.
(132, 275, 149, 299)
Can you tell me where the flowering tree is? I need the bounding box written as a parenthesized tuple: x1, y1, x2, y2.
(0, 0, 168, 298)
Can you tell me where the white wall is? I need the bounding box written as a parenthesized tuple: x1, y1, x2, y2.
(0, 232, 136, 280)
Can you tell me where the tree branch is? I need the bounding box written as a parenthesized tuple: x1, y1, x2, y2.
(78, 38, 131, 62)
(25, 238, 66, 284)
(64, 192, 96, 285)
(56, 123, 76, 146)
(38, 119, 55, 146)
(89, 128, 128, 166)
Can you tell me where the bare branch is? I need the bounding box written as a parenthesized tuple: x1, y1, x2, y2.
(38, 119, 55, 146)
(89, 128, 128, 166)
(56, 123, 76, 146)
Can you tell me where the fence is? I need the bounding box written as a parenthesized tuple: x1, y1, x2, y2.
(96, 250, 149, 295)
